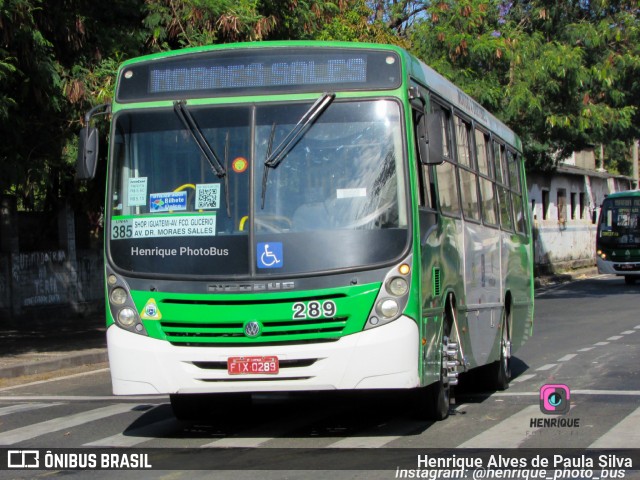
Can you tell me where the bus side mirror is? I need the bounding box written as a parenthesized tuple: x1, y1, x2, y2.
(591, 209, 598, 225)
(76, 126, 99, 180)
(418, 111, 444, 165)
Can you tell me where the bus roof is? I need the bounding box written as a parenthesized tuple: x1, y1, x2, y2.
(403, 54, 521, 150)
(605, 189, 640, 199)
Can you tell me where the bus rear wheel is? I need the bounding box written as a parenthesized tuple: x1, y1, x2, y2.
(488, 312, 511, 391)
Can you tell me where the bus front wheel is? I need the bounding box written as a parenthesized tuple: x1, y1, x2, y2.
(413, 315, 454, 421)
(624, 276, 636, 285)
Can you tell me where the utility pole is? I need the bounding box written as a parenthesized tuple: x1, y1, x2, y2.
(597, 144, 606, 172)
(633, 139, 639, 190)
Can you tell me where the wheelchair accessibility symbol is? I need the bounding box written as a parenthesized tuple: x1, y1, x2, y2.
(257, 242, 283, 269)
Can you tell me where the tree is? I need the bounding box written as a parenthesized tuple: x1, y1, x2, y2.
(409, 0, 640, 171)
(0, 0, 145, 212)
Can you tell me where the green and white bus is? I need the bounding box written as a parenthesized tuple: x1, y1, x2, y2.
(77, 41, 534, 420)
(596, 190, 640, 284)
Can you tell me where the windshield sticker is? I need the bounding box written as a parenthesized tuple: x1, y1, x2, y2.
(111, 214, 216, 240)
(257, 242, 283, 269)
(150, 191, 187, 212)
(337, 188, 367, 199)
(232, 157, 249, 173)
(128, 177, 148, 206)
(140, 298, 162, 320)
(195, 183, 220, 210)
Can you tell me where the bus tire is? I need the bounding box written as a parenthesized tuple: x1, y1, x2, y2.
(413, 313, 453, 421)
(624, 276, 636, 285)
(490, 312, 511, 391)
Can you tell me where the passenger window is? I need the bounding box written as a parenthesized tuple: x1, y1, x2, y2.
(507, 150, 521, 193)
(436, 160, 461, 216)
(493, 141, 505, 184)
(475, 129, 490, 177)
(479, 177, 498, 226)
(455, 116, 480, 221)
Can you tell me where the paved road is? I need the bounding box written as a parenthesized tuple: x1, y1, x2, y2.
(0, 274, 639, 478)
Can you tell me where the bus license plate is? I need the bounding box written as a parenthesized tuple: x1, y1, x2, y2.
(227, 356, 279, 375)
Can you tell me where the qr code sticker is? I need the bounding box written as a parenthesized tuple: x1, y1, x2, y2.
(195, 183, 221, 210)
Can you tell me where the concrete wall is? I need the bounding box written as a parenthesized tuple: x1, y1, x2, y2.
(0, 249, 104, 318)
(0, 195, 104, 320)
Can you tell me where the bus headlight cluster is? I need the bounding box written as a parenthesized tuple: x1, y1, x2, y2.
(118, 307, 137, 327)
(110, 287, 128, 305)
(377, 298, 399, 318)
(365, 258, 412, 330)
(387, 277, 408, 296)
(106, 270, 147, 336)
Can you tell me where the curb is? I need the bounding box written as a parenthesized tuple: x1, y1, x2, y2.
(0, 349, 108, 379)
(534, 267, 599, 290)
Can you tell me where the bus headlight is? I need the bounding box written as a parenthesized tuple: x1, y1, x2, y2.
(105, 268, 148, 337)
(110, 287, 128, 305)
(118, 307, 137, 327)
(387, 277, 408, 296)
(365, 256, 412, 330)
(377, 299, 399, 318)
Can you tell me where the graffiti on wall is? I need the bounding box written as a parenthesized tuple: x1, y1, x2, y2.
(11, 250, 68, 307)
(0, 250, 103, 312)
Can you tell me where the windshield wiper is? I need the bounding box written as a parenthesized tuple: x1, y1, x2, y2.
(173, 100, 230, 217)
(261, 92, 335, 208)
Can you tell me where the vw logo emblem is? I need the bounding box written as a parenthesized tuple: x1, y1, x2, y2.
(244, 321, 261, 338)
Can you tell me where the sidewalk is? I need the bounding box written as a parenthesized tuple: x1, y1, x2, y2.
(0, 309, 108, 381)
(0, 266, 599, 381)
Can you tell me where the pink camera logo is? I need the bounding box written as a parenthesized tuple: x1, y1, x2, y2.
(540, 384, 570, 415)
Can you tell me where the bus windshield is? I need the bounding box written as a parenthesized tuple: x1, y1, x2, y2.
(598, 198, 640, 248)
(108, 99, 408, 277)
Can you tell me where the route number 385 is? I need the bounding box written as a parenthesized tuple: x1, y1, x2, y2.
(292, 300, 337, 319)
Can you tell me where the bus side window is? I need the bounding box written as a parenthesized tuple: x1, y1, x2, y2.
(454, 116, 480, 221)
(475, 128, 498, 226)
(434, 106, 461, 217)
(413, 108, 437, 210)
(507, 150, 526, 234)
(493, 141, 513, 231)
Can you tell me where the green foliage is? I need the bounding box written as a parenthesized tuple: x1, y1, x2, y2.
(604, 140, 635, 176)
(316, 0, 408, 46)
(410, 0, 640, 172)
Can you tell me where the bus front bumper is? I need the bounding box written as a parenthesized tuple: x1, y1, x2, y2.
(107, 316, 420, 395)
(597, 257, 640, 276)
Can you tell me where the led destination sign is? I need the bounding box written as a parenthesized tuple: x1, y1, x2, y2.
(150, 57, 366, 93)
(116, 48, 401, 102)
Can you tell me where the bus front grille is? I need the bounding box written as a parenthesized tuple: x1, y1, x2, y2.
(159, 316, 348, 346)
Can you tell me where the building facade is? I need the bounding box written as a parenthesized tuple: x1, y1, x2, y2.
(527, 150, 634, 274)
